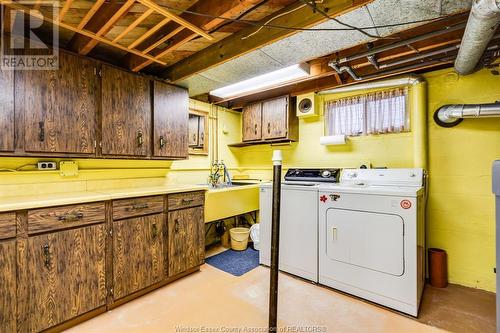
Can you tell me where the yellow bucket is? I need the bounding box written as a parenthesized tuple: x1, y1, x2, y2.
(229, 227, 250, 251)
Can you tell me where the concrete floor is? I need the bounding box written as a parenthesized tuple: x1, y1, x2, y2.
(64, 262, 493, 333)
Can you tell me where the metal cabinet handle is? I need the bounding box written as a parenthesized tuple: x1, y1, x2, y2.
(174, 219, 180, 233)
(181, 198, 194, 204)
(42, 244, 50, 269)
(152, 223, 158, 239)
(332, 227, 337, 241)
(159, 136, 166, 149)
(267, 122, 271, 134)
(254, 123, 257, 135)
(137, 131, 144, 147)
(132, 203, 149, 210)
(58, 212, 83, 222)
(200, 133, 204, 141)
(38, 122, 45, 142)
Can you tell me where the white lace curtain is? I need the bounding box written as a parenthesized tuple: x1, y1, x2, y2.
(325, 88, 409, 136)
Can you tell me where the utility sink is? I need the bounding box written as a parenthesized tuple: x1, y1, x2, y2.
(203, 182, 260, 223)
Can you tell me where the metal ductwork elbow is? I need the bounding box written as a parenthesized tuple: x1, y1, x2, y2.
(434, 102, 500, 127)
(454, 0, 500, 75)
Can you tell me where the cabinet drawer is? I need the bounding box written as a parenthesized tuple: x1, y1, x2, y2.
(113, 196, 164, 220)
(28, 203, 105, 234)
(168, 191, 204, 211)
(0, 212, 16, 240)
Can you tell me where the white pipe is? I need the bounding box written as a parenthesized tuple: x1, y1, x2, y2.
(318, 75, 424, 94)
(454, 0, 500, 75)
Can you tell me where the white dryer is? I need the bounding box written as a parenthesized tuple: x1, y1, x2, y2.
(318, 168, 426, 316)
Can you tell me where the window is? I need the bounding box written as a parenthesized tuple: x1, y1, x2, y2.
(325, 88, 409, 136)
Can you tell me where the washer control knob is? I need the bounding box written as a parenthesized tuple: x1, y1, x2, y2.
(295, 169, 301, 175)
(321, 170, 332, 178)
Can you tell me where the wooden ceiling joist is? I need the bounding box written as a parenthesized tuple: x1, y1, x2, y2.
(58, 0, 73, 22)
(136, 0, 213, 41)
(77, 0, 136, 55)
(128, 17, 171, 50)
(112, 8, 154, 43)
(124, 0, 269, 72)
(161, 0, 374, 82)
(142, 25, 184, 54)
(1, 2, 167, 66)
(77, 0, 105, 30)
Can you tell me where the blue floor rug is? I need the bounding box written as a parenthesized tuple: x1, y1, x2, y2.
(206, 248, 259, 277)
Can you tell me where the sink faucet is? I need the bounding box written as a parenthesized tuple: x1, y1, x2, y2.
(208, 160, 232, 187)
(220, 160, 232, 186)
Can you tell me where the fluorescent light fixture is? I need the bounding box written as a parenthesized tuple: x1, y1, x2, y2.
(210, 63, 310, 99)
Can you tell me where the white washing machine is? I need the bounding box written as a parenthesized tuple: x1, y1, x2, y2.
(260, 168, 341, 282)
(318, 168, 426, 316)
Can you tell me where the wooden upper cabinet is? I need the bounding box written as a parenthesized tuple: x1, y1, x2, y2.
(262, 96, 288, 140)
(242, 102, 262, 142)
(101, 65, 151, 157)
(0, 67, 14, 152)
(27, 224, 106, 332)
(16, 52, 98, 154)
(153, 81, 188, 158)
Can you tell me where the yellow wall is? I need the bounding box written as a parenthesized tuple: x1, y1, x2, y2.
(229, 68, 499, 292)
(1, 67, 498, 292)
(231, 88, 417, 179)
(425, 68, 500, 292)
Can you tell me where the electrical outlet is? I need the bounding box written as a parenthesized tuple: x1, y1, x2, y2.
(37, 161, 57, 170)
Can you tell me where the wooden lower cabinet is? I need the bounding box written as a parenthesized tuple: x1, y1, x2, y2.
(168, 206, 204, 277)
(0, 239, 16, 333)
(3, 191, 204, 332)
(26, 224, 107, 332)
(112, 213, 165, 300)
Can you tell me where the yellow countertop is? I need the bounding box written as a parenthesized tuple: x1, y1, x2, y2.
(0, 184, 207, 213)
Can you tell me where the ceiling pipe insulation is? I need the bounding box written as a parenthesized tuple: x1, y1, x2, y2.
(434, 102, 500, 127)
(454, 0, 500, 75)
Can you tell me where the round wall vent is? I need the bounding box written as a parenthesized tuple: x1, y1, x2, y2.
(298, 98, 313, 113)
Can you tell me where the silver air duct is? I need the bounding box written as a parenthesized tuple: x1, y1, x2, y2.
(434, 102, 500, 127)
(454, 0, 500, 75)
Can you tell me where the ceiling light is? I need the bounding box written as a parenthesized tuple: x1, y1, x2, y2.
(210, 63, 310, 99)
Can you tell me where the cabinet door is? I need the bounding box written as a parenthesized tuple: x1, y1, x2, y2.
(16, 52, 98, 154)
(188, 115, 199, 146)
(242, 102, 262, 141)
(168, 206, 204, 277)
(0, 67, 14, 152)
(101, 65, 151, 157)
(27, 224, 106, 332)
(262, 96, 288, 140)
(113, 214, 165, 300)
(153, 81, 188, 158)
(0, 240, 16, 333)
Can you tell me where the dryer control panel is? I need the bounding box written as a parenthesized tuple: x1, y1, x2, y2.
(284, 168, 341, 183)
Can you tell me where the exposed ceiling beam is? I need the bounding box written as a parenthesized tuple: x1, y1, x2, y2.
(68, 0, 133, 55)
(2, 1, 167, 66)
(162, 0, 374, 83)
(136, 0, 213, 40)
(124, 0, 265, 72)
(113, 8, 154, 43)
(58, 0, 73, 22)
(77, 0, 105, 30)
(212, 13, 472, 108)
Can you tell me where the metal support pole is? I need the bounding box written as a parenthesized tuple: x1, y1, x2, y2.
(269, 150, 283, 332)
